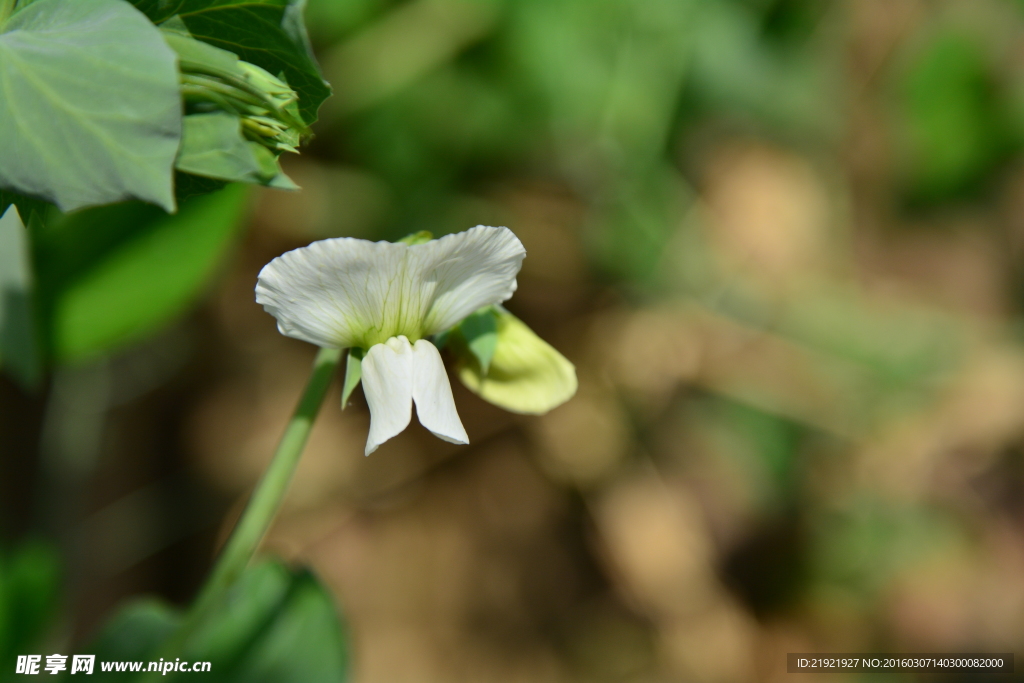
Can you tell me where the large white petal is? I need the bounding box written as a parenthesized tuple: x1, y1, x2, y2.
(255, 226, 525, 348)
(411, 339, 469, 445)
(412, 226, 526, 335)
(255, 237, 412, 349)
(361, 336, 415, 455)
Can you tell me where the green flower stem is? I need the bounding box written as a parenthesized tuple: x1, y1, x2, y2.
(148, 346, 341, 672)
(190, 345, 341, 616)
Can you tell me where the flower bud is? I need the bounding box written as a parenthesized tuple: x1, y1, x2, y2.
(162, 19, 309, 158)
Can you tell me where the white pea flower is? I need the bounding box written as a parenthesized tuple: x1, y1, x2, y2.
(255, 226, 526, 455)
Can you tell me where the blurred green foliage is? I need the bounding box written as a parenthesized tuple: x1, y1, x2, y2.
(313, 0, 837, 285)
(37, 185, 250, 365)
(0, 541, 61, 682)
(1, 185, 251, 376)
(898, 32, 1019, 202)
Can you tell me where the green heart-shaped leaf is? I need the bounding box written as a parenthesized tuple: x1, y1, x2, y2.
(0, 0, 182, 212)
(88, 560, 348, 682)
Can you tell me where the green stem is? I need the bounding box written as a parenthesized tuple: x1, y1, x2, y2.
(181, 73, 268, 109)
(147, 346, 341, 674)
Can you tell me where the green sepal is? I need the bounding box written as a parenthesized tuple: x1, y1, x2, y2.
(397, 231, 434, 245)
(458, 307, 499, 374)
(341, 347, 364, 409)
(254, 145, 300, 190)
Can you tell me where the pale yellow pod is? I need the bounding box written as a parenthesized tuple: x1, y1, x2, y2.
(457, 310, 577, 415)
